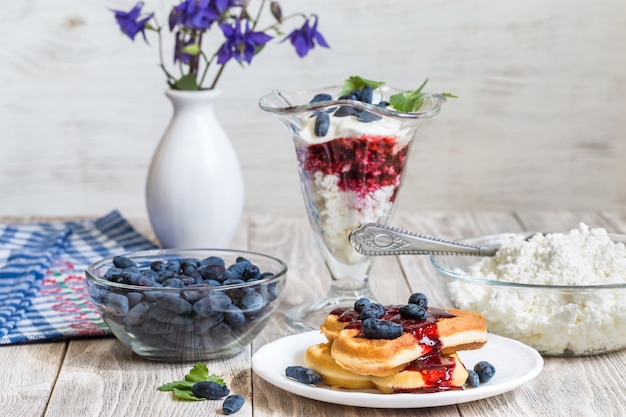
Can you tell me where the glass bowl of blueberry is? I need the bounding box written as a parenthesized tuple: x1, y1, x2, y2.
(86, 249, 287, 361)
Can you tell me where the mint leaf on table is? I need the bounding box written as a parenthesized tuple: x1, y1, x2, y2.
(340, 75, 386, 96)
(185, 362, 209, 382)
(157, 362, 226, 401)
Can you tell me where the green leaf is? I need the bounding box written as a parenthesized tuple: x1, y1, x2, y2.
(157, 380, 194, 392)
(181, 44, 201, 55)
(173, 74, 199, 91)
(157, 363, 226, 401)
(340, 76, 386, 96)
(172, 387, 205, 401)
(389, 78, 430, 112)
(185, 363, 209, 382)
(442, 92, 458, 98)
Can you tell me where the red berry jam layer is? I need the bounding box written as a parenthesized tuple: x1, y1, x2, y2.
(301, 135, 408, 201)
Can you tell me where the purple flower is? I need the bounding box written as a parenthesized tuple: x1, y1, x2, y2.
(169, 0, 226, 31)
(282, 14, 329, 58)
(111, 2, 153, 43)
(217, 18, 272, 64)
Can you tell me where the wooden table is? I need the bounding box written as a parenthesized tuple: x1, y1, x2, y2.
(2, 211, 625, 417)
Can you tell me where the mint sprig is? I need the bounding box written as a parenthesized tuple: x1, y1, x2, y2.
(157, 363, 226, 401)
(341, 76, 457, 113)
(389, 79, 458, 112)
(339, 75, 386, 97)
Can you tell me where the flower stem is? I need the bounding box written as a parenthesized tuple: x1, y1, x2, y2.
(154, 19, 176, 84)
(210, 62, 228, 90)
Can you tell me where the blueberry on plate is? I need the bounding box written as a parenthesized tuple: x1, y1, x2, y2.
(361, 318, 403, 340)
(474, 361, 496, 383)
(408, 292, 428, 308)
(465, 369, 480, 388)
(285, 366, 323, 385)
(354, 297, 371, 312)
(399, 303, 427, 320)
(360, 302, 385, 320)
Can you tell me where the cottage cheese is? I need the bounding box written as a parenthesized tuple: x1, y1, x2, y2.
(448, 223, 626, 355)
(310, 171, 396, 266)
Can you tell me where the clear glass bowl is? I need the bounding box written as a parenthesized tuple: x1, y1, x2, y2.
(86, 249, 287, 361)
(430, 233, 626, 356)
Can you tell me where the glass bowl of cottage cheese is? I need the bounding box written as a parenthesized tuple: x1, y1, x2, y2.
(430, 223, 626, 356)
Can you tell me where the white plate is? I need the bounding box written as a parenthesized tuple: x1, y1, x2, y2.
(252, 331, 543, 408)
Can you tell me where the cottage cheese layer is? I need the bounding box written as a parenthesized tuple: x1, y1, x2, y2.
(448, 223, 626, 355)
(296, 131, 410, 274)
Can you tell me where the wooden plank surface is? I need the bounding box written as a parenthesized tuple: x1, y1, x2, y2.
(2, 212, 626, 416)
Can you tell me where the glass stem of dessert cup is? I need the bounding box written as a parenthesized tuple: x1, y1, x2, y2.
(259, 86, 446, 332)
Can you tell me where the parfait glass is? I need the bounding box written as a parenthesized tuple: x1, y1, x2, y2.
(259, 85, 446, 331)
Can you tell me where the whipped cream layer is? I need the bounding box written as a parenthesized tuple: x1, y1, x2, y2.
(295, 109, 411, 146)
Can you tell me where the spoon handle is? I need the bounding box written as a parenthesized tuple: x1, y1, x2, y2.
(349, 223, 496, 257)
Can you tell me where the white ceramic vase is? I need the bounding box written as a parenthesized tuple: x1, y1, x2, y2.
(146, 89, 244, 249)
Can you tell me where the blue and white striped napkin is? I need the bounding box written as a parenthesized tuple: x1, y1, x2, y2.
(0, 211, 157, 344)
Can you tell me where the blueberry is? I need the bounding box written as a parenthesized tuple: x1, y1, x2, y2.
(194, 313, 225, 333)
(162, 277, 185, 288)
(285, 366, 323, 385)
(358, 85, 373, 103)
(113, 255, 137, 269)
(360, 303, 384, 320)
(354, 297, 371, 312)
(104, 267, 123, 281)
(124, 301, 150, 326)
(103, 292, 129, 316)
(334, 105, 358, 117)
(356, 111, 382, 123)
(198, 263, 225, 280)
(148, 306, 193, 326)
(154, 294, 192, 314)
(136, 274, 161, 287)
(165, 260, 182, 272)
(399, 304, 428, 320)
(155, 270, 175, 283)
(408, 292, 428, 308)
(243, 264, 261, 281)
(239, 292, 266, 316)
(200, 256, 226, 268)
(180, 258, 200, 268)
(224, 305, 246, 328)
(222, 394, 245, 415)
(378, 100, 389, 107)
(120, 269, 140, 285)
(223, 278, 246, 286)
(465, 369, 480, 388)
(474, 361, 496, 383)
(361, 318, 403, 339)
(309, 93, 332, 103)
(228, 260, 250, 277)
(193, 294, 229, 317)
(191, 381, 230, 400)
(220, 269, 241, 282)
(150, 260, 165, 273)
(314, 111, 330, 137)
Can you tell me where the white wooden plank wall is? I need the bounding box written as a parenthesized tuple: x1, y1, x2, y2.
(1, 0, 625, 218)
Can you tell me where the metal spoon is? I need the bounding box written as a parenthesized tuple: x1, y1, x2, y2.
(349, 223, 497, 257)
